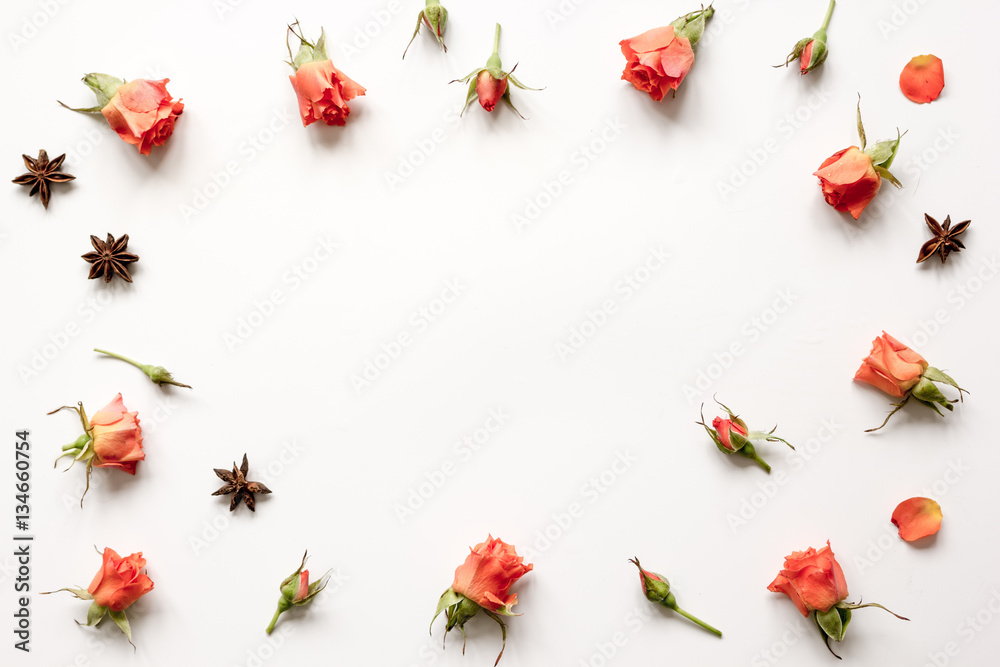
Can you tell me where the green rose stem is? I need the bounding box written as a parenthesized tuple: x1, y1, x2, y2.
(672, 606, 723, 637)
(266, 598, 290, 635)
(94, 348, 191, 388)
(738, 442, 771, 474)
(630, 558, 722, 637)
(488, 23, 502, 71)
(817, 0, 836, 42)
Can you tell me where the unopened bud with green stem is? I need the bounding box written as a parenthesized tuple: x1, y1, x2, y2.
(94, 348, 191, 388)
(630, 558, 722, 637)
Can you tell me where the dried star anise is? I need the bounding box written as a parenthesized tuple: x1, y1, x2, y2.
(82, 233, 139, 283)
(917, 214, 970, 264)
(12, 149, 75, 208)
(212, 454, 272, 512)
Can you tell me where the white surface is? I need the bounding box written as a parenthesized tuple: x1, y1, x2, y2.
(2, 0, 999, 665)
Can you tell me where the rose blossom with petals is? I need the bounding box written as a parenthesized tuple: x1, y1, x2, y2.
(289, 60, 366, 127)
(620, 26, 695, 101)
(88, 548, 154, 612)
(711, 416, 747, 452)
(89, 394, 144, 474)
(452, 535, 533, 613)
(813, 146, 882, 219)
(101, 79, 184, 156)
(854, 332, 928, 398)
(767, 541, 848, 616)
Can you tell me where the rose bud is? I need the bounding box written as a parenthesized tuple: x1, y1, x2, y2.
(286, 21, 366, 127)
(266, 551, 331, 634)
(431, 535, 532, 665)
(768, 541, 907, 658)
(899, 54, 945, 103)
(814, 101, 904, 219)
(892, 497, 943, 542)
(629, 558, 722, 636)
(854, 331, 967, 431)
(60, 74, 183, 155)
(453, 24, 540, 118)
(697, 398, 794, 473)
(620, 5, 714, 101)
(776, 0, 835, 75)
(403, 0, 449, 58)
(42, 547, 154, 646)
(95, 348, 190, 388)
(49, 394, 145, 505)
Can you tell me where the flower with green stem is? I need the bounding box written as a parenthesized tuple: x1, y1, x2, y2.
(266, 551, 331, 634)
(777, 0, 836, 74)
(629, 558, 722, 637)
(403, 0, 448, 58)
(453, 23, 540, 118)
(696, 397, 794, 473)
(94, 348, 190, 388)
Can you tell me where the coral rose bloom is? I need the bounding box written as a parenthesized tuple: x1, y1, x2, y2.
(767, 541, 848, 616)
(101, 79, 184, 156)
(90, 394, 144, 474)
(289, 60, 366, 127)
(854, 332, 928, 398)
(88, 548, 154, 612)
(620, 26, 695, 101)
(814, 146, 881, 219)
(452, 535, 532, 613)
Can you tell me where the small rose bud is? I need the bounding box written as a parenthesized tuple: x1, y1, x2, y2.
(403, 0, 449, 58)
(698, 399, 794, 473)
(94, 348, 191, 388)
(777, 0, 835, 75)
(452, 23, 540, 118)
(629, 558, 722, 637)
(267, 551, 331, 634)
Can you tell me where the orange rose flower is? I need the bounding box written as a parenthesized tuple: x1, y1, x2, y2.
(854, 332, 928, 398)
(899, 55, 944, 104)
(88, 548, 154, 612)
(452, 535, 532, 614)
(892, 497, 943, 541)
(289, 60, 366, 127)
(814, 146, 882, 220)
(711, 416, 747, 452)
(620, 26, 695, 101)
(767, 541, 848, 616)
(101, 79, 184, 156)
(90, 394, 145, 474)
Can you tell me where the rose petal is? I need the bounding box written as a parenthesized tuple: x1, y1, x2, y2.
(899, 55, 944, 104)
(892, 497, 942, 541)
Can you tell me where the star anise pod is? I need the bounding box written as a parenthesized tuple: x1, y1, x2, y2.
(82, 233, 139, 283)
(917, 214, 970, 264)
(12, 149, 75, 208)
(212, 453, 272, 512)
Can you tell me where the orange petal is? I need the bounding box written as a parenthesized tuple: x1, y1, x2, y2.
(899, 55, 944, 104)
(892, 497, 942, 541)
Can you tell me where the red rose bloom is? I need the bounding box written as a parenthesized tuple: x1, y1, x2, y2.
(620, 26, 695, 101)
(814, 146, 881, 219)
(452, 535, 533, 614)
(88, 548, 154, 612)
(767, 541, 848, 616)
(289, 60, 366, 127)
(101, 79, 184, 156)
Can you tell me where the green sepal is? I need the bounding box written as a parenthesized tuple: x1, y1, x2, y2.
(501, 87, 525, 120)
(81, 73, 124, 108)
(874, 165, 903, 189)
(508, 71, 540, 91)
(671, 6, 715, 47)
(727, 430, 749, 452)
(923, 366, 966, 395)
(865, 140, 896, 168)
(856, 98, 867, 150)
(108, 609, 135, 648)
(430, 587, 463, 633)
(295, 570, 331, 606)
(291, 27, 328, 70)
(776, 37, 813, 68)
(816, 606, 849, 642)
(911, 377, 955, 412)
(805, 39, 829, 72)
(44, 586, 92, 600)
(85, 601, 108, 627)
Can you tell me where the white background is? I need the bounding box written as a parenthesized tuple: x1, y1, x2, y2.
(2, 0, 999, 665)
